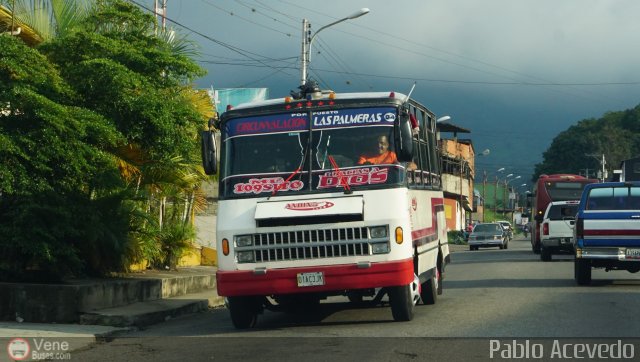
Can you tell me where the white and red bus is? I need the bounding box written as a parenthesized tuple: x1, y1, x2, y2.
(201, 87, 449, 328)
(528, 174, 598, 254)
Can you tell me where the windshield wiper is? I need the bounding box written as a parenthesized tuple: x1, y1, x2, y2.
(320, 135, 331, 169)
(328, 155, 352, 194)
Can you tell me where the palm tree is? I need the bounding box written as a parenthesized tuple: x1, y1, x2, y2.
(0, 0, 94, 43)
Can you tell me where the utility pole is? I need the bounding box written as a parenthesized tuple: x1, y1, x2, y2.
(482, 171, 487, 222)
(154, 0, 167, 33)
(586, 153, 607, 182)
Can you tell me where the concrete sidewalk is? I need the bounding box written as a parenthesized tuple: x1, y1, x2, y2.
(1, 244, 472, 359)
(0, 322, 129, 362)
(1, 266, 224, 360)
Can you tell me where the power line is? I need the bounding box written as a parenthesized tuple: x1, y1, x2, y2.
(127, 0, 297, 80)
(199, 0, 294, 37)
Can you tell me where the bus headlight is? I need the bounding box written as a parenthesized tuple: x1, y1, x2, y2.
(372, 242, 390, 254)
(369, 226, 387, 239)
(235, 235, 253, 247)
(236, 251, 255, 263)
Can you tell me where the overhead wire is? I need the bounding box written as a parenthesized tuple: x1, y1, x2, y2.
(127, 0, 298, 81)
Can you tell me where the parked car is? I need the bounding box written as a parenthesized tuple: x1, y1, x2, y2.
(468, 223, 509, 250)
(496, 220, 513, 241)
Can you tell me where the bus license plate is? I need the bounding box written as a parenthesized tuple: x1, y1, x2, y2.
(625, 249, 640, 259)
(297, 272, 324, 287)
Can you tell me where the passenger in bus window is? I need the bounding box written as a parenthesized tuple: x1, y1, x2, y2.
(357, 135, 398, 165)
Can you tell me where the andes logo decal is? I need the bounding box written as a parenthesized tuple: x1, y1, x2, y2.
(285, 201, 335, 211)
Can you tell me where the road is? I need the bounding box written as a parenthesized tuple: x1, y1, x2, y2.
(72, 236, 640, 361)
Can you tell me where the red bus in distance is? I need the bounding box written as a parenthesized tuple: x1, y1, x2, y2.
(528, 174, 598, 254)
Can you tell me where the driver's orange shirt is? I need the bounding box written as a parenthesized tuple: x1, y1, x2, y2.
(357, 151, 398, 165)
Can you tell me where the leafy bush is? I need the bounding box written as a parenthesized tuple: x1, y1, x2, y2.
(447, 230, 467, 245)
(153, 223, 196, 270)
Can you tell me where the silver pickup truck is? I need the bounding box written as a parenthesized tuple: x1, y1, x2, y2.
(573, 181, 640, 285)
(540, 200, 579, 261)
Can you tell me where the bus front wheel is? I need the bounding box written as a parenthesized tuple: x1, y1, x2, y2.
(389, 283, 415, 322)
(228, 296, 261, 329)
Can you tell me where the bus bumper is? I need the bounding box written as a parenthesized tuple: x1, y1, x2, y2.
(216, 258, 414, 297)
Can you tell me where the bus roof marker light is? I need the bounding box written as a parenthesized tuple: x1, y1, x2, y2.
(285, 96, 292, 103)
(389, 92, 395, 98)
(226, 105, 233, 111)
(329, 92, 336, 100)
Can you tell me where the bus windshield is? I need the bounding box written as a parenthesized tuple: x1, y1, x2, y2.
(545, 181, 590, 201)
(219, 108, 407, 199)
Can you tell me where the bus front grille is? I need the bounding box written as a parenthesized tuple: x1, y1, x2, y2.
(235, 227, 383, 263)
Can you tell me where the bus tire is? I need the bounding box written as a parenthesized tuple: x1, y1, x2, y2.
(532, 242, 541, 254)
(389, 284, 415, 321)
(436, 261, 443, 295)
(540, 247, 551, 261)
(228, 296, 260, 329)
(420, 271, 438, 305)
(575, 259, 592, 286)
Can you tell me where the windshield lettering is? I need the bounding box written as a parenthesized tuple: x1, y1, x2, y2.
(233, 177, 304, 194)
(313, 112, 383, 126)
(317, 167, 388, 189)
(312, 107, 394, 128)
(236, 118, 306, 133)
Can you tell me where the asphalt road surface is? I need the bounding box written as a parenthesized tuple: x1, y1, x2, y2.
(72, 236, 640, 361)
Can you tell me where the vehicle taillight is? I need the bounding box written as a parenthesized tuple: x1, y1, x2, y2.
(543, 223, 549, 235)
(576, 218, 584, 239)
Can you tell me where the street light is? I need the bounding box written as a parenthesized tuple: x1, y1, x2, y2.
(436, 115, 451, 123)
(493, 168, 506, 215)
(300, 8, 370, 86)
(505, 175, 521, 211)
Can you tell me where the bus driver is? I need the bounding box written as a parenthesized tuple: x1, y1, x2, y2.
(357, 135, 398, 165)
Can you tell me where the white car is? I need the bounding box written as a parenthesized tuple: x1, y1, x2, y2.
(496, 220, 513, 241)
(468, 223, 508, 251)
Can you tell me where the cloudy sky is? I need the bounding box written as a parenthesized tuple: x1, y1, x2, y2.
(152, 0, 640, 181)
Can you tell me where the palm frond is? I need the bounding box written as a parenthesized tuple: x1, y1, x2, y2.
(51, 0, 95, 38)
(157, 27, 200, 58)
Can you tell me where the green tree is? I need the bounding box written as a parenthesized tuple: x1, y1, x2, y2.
(0, 34, 125, 280)
(534, 105, 640, 181)
(1, 0, 212, 279)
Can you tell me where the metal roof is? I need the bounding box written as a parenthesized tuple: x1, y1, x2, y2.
(436, 121, 471, 134)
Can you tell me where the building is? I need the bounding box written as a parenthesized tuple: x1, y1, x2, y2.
(618, 156, 640, 182)
(437, 121, 475, 231)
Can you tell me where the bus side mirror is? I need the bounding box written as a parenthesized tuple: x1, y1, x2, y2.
(395, 111, 414, 162)
(201, 130, 217, 175)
